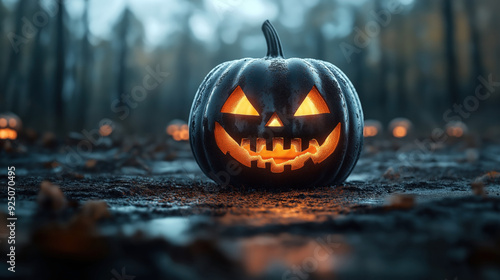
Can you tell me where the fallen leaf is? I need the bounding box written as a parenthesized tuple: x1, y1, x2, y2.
(38, 181, 67, 210)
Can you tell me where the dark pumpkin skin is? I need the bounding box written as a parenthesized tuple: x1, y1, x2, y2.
(189, 20, 363, 188)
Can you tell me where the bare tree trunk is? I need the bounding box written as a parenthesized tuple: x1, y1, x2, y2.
(177, 35, 190, 120)
(116, 9, 130, 102)
(1, 0, 28, 112)
(442, 0, 459, 104)
(465, 0, 484, 86)
(76, 0, 92, 129)
(395, 17, 407, 118)
(375, 0, 388, 122)
(175, 15, 193, 120)
(54, 0, 66, 133)
(0, 4, 6, 85)
(27, 0, 46, 129)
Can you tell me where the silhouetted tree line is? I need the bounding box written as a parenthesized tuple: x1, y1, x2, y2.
(0, 0, 498, 135)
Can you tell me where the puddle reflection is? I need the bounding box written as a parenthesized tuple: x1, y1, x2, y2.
(221, 234, 351, 278)
(104, 217, 193, 245)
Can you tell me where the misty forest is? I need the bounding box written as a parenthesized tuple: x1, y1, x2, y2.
(1, 0, 499, 137)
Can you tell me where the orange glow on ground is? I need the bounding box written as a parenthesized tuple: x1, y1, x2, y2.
(214, 122, 341, 173)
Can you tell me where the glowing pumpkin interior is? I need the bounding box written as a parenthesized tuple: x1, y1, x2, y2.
(363, 126, 378, 137)
(214, 86, 341, 173)
(99, 124, 113, 137)
(0, 128, 17, 140)
(266, 113, 283, 127)
(389, 119, 411, 139)
(294, 86, 330, 116)
(0, 116, 20, 140)
(167, 123, 189, 141)
(446, 126, 464, 137)
(393, 126, 407, 138)
(221, 86, 259, 116)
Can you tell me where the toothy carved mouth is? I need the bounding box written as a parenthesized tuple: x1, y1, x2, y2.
(214, 122, 341, 173)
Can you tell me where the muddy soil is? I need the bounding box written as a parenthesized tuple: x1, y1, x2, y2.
(0, 140, 499, 280)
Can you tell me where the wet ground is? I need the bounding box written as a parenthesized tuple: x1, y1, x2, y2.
(1, 138, 500, 280)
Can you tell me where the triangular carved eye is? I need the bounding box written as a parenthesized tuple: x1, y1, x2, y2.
(221, 86, 260, 116)
(294, 86, 330, 116)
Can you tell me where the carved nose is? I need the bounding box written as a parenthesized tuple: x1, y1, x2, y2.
(265, 113, 284, 127)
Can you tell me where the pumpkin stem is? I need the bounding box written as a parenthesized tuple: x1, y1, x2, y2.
(262, 20, 285, 58)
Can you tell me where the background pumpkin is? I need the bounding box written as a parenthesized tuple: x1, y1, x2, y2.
(189, 20, 363, 188)
(0, 112, 22, 140)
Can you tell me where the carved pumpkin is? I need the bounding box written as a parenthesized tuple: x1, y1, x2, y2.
(445, 121, 467, 138)
(389, 118, 412, 139)
(99, 124, 113, 137)
(167, 120, 189, 141)
(189, 21, 363, 188)
(0, 113, 22, 140)
(363, 120, 383, 138)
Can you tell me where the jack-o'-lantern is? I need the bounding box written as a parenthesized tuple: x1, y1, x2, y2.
(445, 121, 467, 138)
(389, 118, 412, 139)
(0, 113, 22, 140)
(189, 21, 363, 188)
(363, 120, 383, 138)
(99, 124, 113, 137)
(167, 120, 189, 141)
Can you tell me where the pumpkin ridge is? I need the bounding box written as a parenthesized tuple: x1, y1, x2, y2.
(318, 60, 364, 184)
(201, 59, 255, 176)
(305, 59, 350, 184)
(190, 62, 231, 174)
